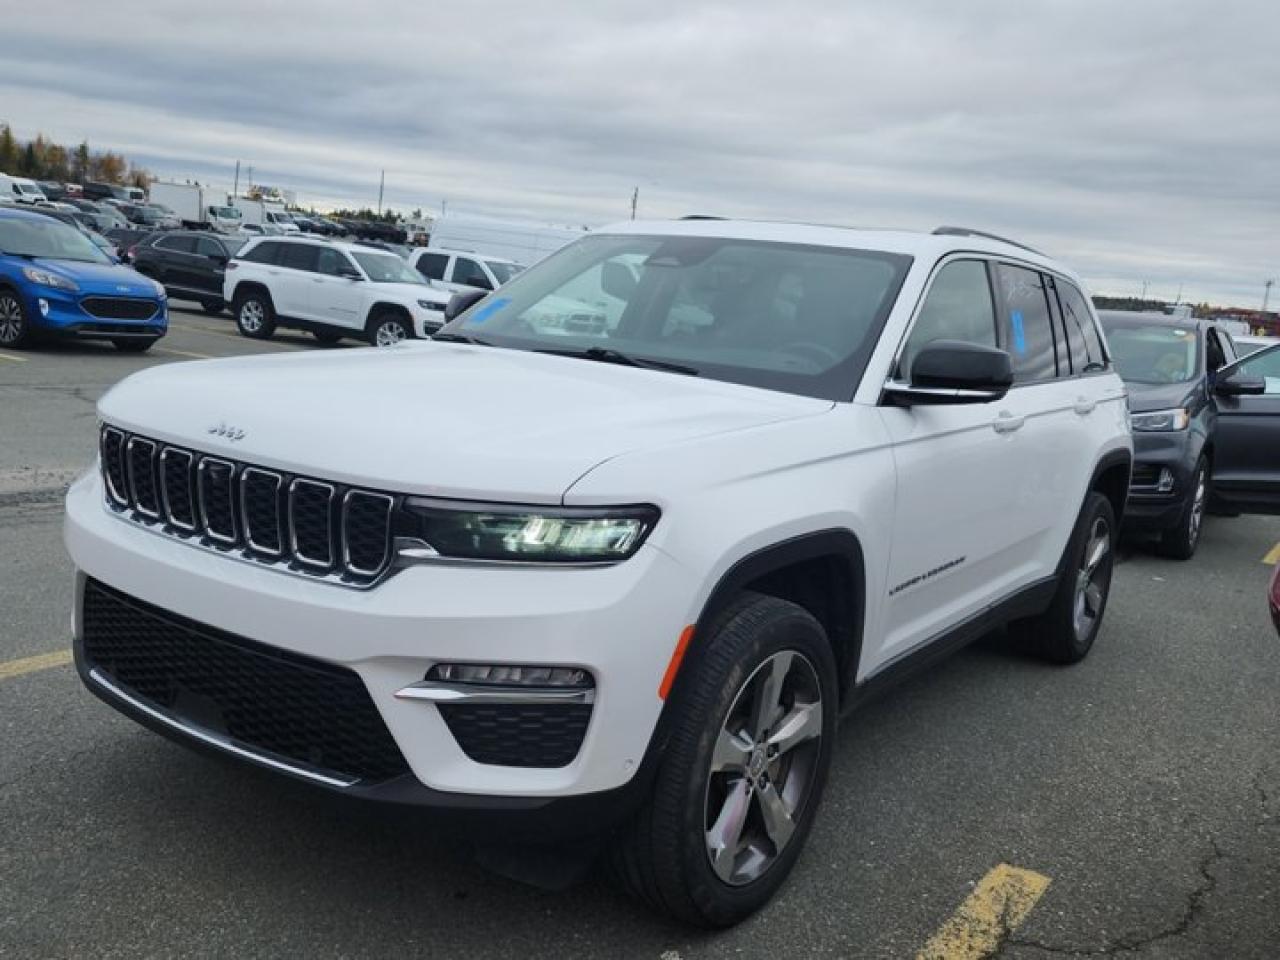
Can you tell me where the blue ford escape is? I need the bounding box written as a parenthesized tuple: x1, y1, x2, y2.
(0, 207, 167, 352)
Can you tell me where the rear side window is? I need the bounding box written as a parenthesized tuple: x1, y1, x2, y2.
(279, 244, 319, 272)
(415, 251, 448, 281)
(195, 237, 226, 258)
(1053, 279, 1107, 374)
(155, 235, 197, 253)
(996, 263, 1058, 383)
(240, 241, 280, 264)
(898, 259, 996, 379)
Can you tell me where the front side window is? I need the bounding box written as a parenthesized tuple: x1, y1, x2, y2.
(1099, 318, 1200, 385)
(415, 252, 448, 280)
(996, 263, 1059, 382)
(445, 233, 912, 401)
(316, 247, 355, 276)
(897, 259, 996, 380)
(452, 257, 493, 290)
(352, 252, 424, 284)
(1054, 279, 1107, 374)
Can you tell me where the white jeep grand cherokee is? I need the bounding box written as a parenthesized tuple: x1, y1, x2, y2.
(224, 236, 452, 346)
(66, 219, 1131, 926)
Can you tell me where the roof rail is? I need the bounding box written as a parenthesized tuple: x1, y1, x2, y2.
(680, 214, 725, 221)
(932, 226, 1044, 256)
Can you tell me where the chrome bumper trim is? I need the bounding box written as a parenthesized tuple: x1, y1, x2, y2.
(394, 680, 595, 705)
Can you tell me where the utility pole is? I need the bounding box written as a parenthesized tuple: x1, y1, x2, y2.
(630, 186, 638, 220)
(232, 160, 240, 201)
(377, 169, 385, 216)
(1264, 279, 1275, 313)
(1140, 280, 1149, 301)
(1174, 282, 1183, 306)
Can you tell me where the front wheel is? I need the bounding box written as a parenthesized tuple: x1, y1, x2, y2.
(368, 312, 411, 347)
(0, 290, 32, 349)
(1159, 458, 1207, 561)
(234, 291, 276, 340)
(611, 594, 837, 927)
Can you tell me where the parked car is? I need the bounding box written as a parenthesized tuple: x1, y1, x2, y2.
(0, 174, 47, 205)
(1207, 340, 1280, 514)
(68, 220, 1132, 925)
(82, 181, 134, 203)
(104, 227, 157, 263)
(1099, 311, 1278, 558)
(117, 203, 170, 229)
(238, 223, 267, 236)
(407, 245, 523, 293)
(0, 207, 166, 351)
(37, 180, 69, 201)
(263, 210, 300, 234)
(132, 230, 248, 314)
(224, 236, 451, 344)
(34, 200, 80, 213)
(1232, 333, 1279, 358)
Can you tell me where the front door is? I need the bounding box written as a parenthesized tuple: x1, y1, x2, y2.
(1213, 343, 1280, 514)
(310, 248, 367, 331)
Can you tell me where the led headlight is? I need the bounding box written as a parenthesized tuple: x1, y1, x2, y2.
(151, 279, 167, 299)
(1130, 407, 1189, 432)
(417, 299, 444, 311)
(399, 498, 659, 563)
(21, 267, 78, 292)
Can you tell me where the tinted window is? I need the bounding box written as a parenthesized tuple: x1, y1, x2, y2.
(996, 263, 1058, 382)
(415, 251, 449, 281)
(1054, 279, 1106, 374)
(899, 259, 995, 379)
(240, 241, 281, 264)
(195, 237, 227, 258)
(316, 247, 354, 276)
(278, 243, 319, 272)
(155, 235, 197, 253)
(452, 257, 493, 290)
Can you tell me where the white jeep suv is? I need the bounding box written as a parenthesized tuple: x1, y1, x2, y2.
(224, 236, 452, 346)
(66, 220, 1131, 926)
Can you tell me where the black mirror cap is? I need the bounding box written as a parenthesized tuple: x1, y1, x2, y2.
(911, 340, 1014, 392)
(1215, 375, 1267, 397)
(601, 260, 638, 300)
(444, 288, 487, 322)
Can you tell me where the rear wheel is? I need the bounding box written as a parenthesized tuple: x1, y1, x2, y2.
(1158, 458, 1207, 561)
(368, 311, 411, 347)
(234, 290, 276, 340)
(112, 338, 156, 353)
(0, 290, 31, 349)
(1009, 492, 1116, 663)
(611, 594, 836, 927)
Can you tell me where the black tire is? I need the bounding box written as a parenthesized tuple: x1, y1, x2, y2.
(0, 289, 32, 349)
(312, 330, 344, 345)
(112, 338, 156, 353)
(201, 299, 225, 315)
(611, 593, 837, 927)
(1158, 458, 1207, 561)
(1009, 491, 1116, 664)
(233, 289, 276, 340)
(366, 311, 412, 347)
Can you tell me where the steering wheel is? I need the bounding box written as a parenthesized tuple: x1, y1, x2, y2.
(780, 341, 843, 367)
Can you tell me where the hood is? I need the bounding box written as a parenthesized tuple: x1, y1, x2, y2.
(31, 258, 159, 297)
(371, 281, 450, 305)
(1124, 379, 1200, 413)
(98, 343, 832, 502)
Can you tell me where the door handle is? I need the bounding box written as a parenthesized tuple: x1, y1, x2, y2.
(1073, 397, 1097, 415)
(992, 411, 1025, 434)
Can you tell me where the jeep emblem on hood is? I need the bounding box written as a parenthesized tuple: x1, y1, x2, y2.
(208, 423, 246, 441)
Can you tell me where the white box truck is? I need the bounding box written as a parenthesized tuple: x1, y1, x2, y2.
(427, 214, 587, 266)
(151, 182, 242, 232)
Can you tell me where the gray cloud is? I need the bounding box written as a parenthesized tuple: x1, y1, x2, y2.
(2, 0, 1277, 305)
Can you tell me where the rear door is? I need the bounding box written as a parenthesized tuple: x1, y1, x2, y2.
(272, 243, 320, 318)
(1212, 343, 1280, 514)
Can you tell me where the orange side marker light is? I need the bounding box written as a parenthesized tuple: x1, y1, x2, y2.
(658, 625, 695, 700)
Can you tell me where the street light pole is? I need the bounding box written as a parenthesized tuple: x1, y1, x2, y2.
(1264, 279, 1275, 313)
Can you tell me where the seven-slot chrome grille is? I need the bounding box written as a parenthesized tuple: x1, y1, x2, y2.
(99, 425, 396, 586)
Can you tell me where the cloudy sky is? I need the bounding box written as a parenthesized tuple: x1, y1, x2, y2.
(2, 1, 1276, 306)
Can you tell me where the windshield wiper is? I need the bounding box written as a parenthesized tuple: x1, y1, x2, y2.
(432, 332, 494, 346)
(535, 346, 698, 376)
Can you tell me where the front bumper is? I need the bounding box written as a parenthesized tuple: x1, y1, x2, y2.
(22, 285, 167, 340)
(1122, 430, 1196, 531)
(65, 469, 690, 814)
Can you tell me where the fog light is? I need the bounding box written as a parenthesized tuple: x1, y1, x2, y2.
(427, 663, 593, 688)
(37, 298, 50, 317)
(1157, 468, 1175, 493)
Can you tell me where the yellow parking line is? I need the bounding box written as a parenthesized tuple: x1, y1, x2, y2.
(917, 864, 1051, 960)
(155, 347, 214, 360)
(1264, 543, 1280, 566)
(0, 649, 73, 681)
(0, 351, 28, 362)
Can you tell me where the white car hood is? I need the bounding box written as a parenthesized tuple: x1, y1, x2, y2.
(98, 343, 832, 502)
(373, 281, 450, 305)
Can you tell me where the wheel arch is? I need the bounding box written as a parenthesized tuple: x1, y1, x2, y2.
(229, 280, 272, 307)
(365, 301, 413, 331)
(1088, 448, 1132, 528)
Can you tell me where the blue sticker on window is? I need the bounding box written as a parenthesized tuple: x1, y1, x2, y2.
(467, 297, 510, 324)
(1011, 309, 1026, 354)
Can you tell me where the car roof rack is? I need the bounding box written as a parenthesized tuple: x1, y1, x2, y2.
(680, 214, 726, 220)
(932, 226, 1044, 256)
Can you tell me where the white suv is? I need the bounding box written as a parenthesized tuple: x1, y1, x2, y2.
(224, 237, 452, 346)
(66, 220, 1131, 926)
(408, 245, 524, 294)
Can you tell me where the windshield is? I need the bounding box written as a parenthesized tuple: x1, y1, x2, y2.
(352, 251, 425, 283)
(487, 260, 523, 284)
(17, 183, 43, 196)
(1101, 320, 1200, 384)
(0, 215, 112, 263)
(211, 206, 241, 219)
(444, 233, 912, 401)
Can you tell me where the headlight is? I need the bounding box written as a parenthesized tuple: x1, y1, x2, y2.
(21, 267, 78, 292)
(151, 279, 167, 299)
(417, 299, 444, 311)
(1130, 408, 1190, 432)
(399, 498, 659, 563)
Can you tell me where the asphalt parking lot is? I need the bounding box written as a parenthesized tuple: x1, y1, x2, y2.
(2, 307, 1279, 959)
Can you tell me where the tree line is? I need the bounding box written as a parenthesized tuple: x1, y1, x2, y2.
(0, 125, 150, 188)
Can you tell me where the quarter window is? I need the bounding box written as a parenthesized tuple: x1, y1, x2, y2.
(996, 263, 1059, 382)
(899, 259, 996, 380)
(195, 237, 226, 258)
(414, 252, 448, 281)
(1054, 279, 1106, 374)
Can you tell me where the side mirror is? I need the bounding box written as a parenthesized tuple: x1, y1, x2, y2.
(1215, 375, 1266, 397)
(885, 340, 1014, 406)
(338, 267, 363, 281)
(601, 260, 638, 300)
(445, 288, 487, 322)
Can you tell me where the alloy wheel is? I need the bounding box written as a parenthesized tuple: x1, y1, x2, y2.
(1188, 469, 1206, 547)
(1074, 516, 1111, 642)
(704, 650, 823, 886)
(375, 320, 407, 347)
(239, 300, 264, 332)
(0, 295, 24, 345)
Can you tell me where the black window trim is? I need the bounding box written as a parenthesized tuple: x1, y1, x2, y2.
(992, 259, 1063, 386)
(1047, 274, 1112, 380)
(154, 233, 197, 254)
